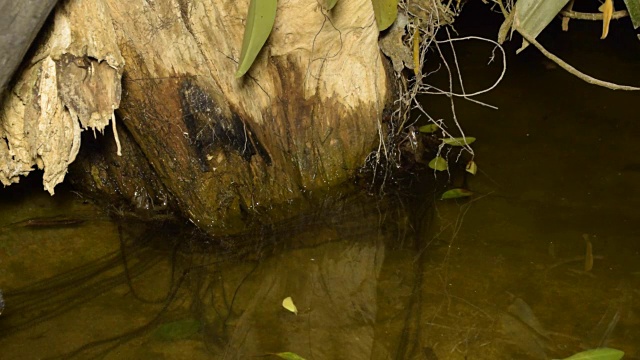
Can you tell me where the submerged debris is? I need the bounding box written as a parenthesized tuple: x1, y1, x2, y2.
(5, 215, 85, 229)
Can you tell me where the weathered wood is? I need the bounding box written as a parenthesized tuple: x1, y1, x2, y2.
(0, 0, 123, 193)
(1, 0, 391, 236)
(0, 0, 59, 93)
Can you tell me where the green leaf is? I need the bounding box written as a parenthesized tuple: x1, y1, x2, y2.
(418, 124, 439, 133)
(623, 0, 640, 28)
(554, 348, 624, 360)
(513, 0, 571, 53)
(270, 352, 307, 360)
(323, 0, 338, 10)
(440, 188, 473, 200)
(442, 137, 476, 146)
(428, 156, 447, 171)
(235, 0, 278, 78)
(371, 0, 398, 31)
(152, 319, 202, 341)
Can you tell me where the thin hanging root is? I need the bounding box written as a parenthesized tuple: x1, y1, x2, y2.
(112, 109, 122, 156)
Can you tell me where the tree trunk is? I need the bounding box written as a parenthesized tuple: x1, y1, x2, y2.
(0, 0, 391, 235)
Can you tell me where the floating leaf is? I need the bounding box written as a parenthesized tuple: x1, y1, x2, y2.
(440, 188, 473, 200)
(323, 0, 338, 10)
(270, 352, 307, 360)
(442, 137, 476, 146)
(466, 160, 477, 175)
(418, 124, 439, 133)
(235, 0, 278, 78)
(152, 319, 202, 341)
(428, 156, 447, 171)
(371, 0, 399, 31)
(553, 348, 624, 360)
(282, 296, 298, 315)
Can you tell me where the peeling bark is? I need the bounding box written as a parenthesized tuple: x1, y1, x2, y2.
(0, 0, 123, 193)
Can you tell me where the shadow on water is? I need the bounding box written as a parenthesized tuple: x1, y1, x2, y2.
(2, 4, 640, 359)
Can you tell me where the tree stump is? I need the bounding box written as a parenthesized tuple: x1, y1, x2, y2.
(0, 0, 391, 235)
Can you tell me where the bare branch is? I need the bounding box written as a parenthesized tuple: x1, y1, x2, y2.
(516, 28, 640, 91)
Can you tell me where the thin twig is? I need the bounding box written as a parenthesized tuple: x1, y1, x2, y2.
(516, 28, 640, 91)
(560, 9, 629, 21)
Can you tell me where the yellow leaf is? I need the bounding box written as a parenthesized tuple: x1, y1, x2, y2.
(599, 0, 613, 39)
(282, 297, 298, 315)
(412, 26, 420, 77)
(465, 160, 477, 175)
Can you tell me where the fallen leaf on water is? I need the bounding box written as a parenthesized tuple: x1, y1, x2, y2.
(466, 160, 477, 175)
(282, 297, 298, 315)
(428, 156, 448, 171)
(418, 124, 439, 133)
(553, 347, 624, 360)
(270, 352, 307, 360)
(442, 136, 476, 146)
(599, 0, 614, 39)
(440, 188, 473, 200)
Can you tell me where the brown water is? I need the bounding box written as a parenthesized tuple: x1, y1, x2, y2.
(1, 7, 640, 360)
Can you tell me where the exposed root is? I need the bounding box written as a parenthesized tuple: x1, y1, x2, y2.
(367, 0, 507, 192)
(111, 109, 123, 156)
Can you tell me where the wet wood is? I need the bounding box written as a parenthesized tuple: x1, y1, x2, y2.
(5, 215, 84, 229)
(1, 0, 392, 236)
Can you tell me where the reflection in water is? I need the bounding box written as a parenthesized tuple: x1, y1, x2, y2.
(2, 164, 637, 359)
(0, 187, 431, 360)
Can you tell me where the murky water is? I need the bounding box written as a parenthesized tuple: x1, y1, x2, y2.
(1, 7, 639, 360)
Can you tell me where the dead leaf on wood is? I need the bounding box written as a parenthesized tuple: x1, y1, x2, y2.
(379, 12, 413, 73)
